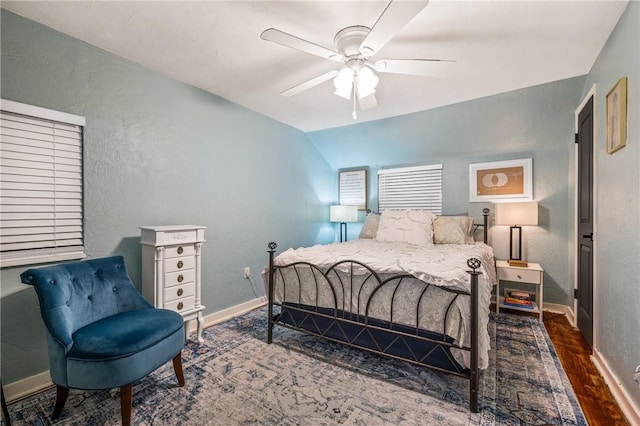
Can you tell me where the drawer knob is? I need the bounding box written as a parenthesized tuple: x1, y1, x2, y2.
(177, 302, 183, 311)
(177, 274, 184, 283)
(177, 260, 184, 269)
(177, 246, 184, 254)
(517, 274, 522, 279)
(177, 288, 184, 297)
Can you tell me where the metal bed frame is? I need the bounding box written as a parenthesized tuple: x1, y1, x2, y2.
(266, 209, 489, 412)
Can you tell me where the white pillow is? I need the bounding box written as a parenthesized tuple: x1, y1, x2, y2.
(433, 216, 475, 244)
(374, 210, 435, 246)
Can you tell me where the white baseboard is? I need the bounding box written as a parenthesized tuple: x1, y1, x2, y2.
(4, 371, 53, 403)
(4, 297, 268, 403)
(187, 296, 267, 332)
(542, 302, 575, 326)
(592, 348, 640, 425)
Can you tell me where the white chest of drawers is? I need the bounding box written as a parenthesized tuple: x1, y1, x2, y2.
(140, 225, 206, 342)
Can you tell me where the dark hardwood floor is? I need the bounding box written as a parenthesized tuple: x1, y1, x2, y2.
(499, 307, 630, 425)
(542, 311, 630, 426)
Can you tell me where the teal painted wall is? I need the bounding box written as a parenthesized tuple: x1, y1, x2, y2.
(581, 1, 640, 409)
(309, 77, 586, 309)
(0, 10, 333, 383)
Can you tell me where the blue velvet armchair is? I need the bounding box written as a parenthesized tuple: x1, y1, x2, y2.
(21, 255, 186, 425)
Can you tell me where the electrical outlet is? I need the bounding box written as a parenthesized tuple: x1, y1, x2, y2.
(244, 267, 251, 279)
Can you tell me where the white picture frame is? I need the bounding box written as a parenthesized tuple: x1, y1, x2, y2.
(469, 158, 533, 202)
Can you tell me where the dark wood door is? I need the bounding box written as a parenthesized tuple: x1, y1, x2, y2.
(577, 96, 594, 347)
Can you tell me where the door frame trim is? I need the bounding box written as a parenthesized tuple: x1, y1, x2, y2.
(573, 83, 597, 348)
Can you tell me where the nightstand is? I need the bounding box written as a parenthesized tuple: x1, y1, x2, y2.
(496, 260, 544, 320)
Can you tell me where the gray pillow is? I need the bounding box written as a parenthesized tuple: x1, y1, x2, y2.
(433, 216, 475, 244)
(359, 212, 381, 239)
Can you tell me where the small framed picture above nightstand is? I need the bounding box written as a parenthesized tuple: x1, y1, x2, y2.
(496, 260, 544, 320)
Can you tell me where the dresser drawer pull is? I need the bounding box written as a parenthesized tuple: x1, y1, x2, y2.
(177, 246, 184, 254)
(177, 288, 184, 297)
(177, 260, 183, 269)
(177, 302, 184, 311)
(517, 274, 522, 279)
(177, 274, 184, 283)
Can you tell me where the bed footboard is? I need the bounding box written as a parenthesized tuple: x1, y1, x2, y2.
(265, 242, 484, 412)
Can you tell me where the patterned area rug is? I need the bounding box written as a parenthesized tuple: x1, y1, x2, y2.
(7, 308, 586, 425)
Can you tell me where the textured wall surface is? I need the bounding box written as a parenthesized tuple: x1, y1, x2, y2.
(309, 77, 585, 308)
(0, 11, 333, 383)
(580, 1, 640, 409)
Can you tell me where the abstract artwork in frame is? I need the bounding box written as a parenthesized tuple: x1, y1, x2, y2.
(469, 158, 533, 202)
(606, 77, 627, 154)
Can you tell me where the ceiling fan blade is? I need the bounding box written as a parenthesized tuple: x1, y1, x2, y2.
(359, 0, 429, 57)
(281, 70, 339, 97)
(373, 59, 456, 77)
(358, 93, 378, 110)
(261, 28, 344, 62)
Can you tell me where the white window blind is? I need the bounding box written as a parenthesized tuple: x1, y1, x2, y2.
(378, 164, 443, 214)
(0, 100, 86, 267)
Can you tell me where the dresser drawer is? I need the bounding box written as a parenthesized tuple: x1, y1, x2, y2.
(164, 296, 195, 314)
(164, 269, 195, 288)
(498, 267, 541, 284)
(164, 256, 195, 273)
(165, 244, 195, 259)
(164, 282, 195, 303)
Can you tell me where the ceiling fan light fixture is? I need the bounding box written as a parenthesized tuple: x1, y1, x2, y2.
(356, 67, 379, 99)
(333, 67, 354, 99)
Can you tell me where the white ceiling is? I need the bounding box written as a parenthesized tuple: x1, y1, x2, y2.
(2, 1, 628, 132)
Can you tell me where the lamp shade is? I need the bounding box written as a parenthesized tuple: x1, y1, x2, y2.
(495, 202, 538, 226)
(356, 67, 379, 99)
(330, 205, 358, 223)
(333, 67, 354, 100)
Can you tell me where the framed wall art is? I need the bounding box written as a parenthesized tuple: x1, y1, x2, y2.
(469, 158, 533, 202)
(606, 77, 627, 154)
(339, 169, 367, 210)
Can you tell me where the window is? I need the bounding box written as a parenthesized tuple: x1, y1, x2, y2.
(378, 164, 443, 214)
(0, 100, 85, 267)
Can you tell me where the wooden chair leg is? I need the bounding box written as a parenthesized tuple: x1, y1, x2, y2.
(173, 353, 185, 387)
(51, 386, 69, 420)
(120, 384, 132, 426)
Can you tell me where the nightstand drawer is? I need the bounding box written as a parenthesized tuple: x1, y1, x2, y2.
(498, 267, 541, 284)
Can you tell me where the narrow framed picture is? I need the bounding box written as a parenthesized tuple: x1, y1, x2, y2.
(339, 169, 367, 210)
(606, 77, 627, 154)
(469, 158, 533, 202)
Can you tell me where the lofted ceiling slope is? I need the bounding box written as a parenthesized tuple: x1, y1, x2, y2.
(1, 1, 628, 132)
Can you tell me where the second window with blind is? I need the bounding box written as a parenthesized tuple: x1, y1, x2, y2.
(377, 164, 443, 215)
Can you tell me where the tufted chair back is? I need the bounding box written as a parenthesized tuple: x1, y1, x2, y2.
(20, 256, 151, 352)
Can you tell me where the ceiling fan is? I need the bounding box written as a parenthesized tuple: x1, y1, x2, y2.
(261, 0, 456, 119)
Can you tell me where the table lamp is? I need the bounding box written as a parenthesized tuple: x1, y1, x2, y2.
(495, 201, 538, 267)
(330, 205, 358, 242)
